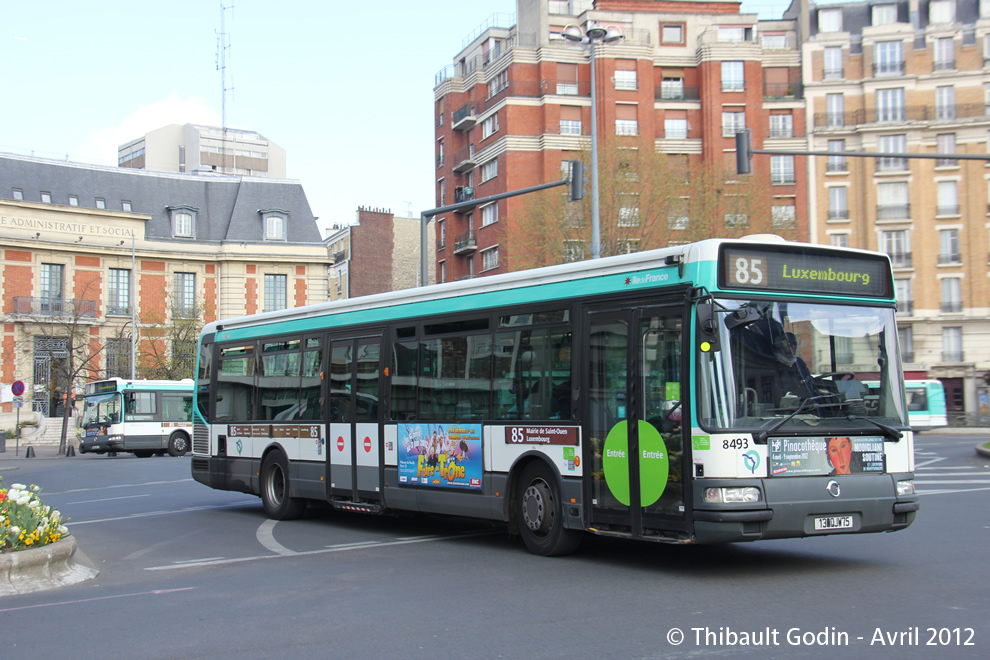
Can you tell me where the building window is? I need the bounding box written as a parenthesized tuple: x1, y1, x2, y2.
(661, 25, 683, 44)
(772, 205, 796, 229)
(877, 182, 910, 220)
(488, 70, 508, 98)
(718, 27, 747, 43)
(481, 202, 498, 227)
(828, 187, 849, 219)
(482, 114, 498, 139)
(894, 279, 913, 314)
(106, 337, 132, 379)
(876, 88, 905, 122)
(936, 85, 955, 120)
(724, 213, 749, 228)
(899, 326, 914, 361)
(942, 326, 962, 362)
(614, 61, 637, 90)
(826, 93, 844, 127)
(170, 208, 195, 238)
(616, 119, 639, 136)
(722, 110, 745, 137)
(939, 229, 961, 264)
(824, 46, 843, 79)
(618, 194, 640, 226)
(481, 159, 498, 182)
(556, 63, 578, 95)
(108, 268, 131, 315)
(721, 61, 744, 91)
(877, 134, 907, 171)
(563, 241, 585, 262)
(12, 188, 23, 200)
(930, 0, 955, 24)
(437, 219, 445, 250)
(937, 181, 959, 216)
(665, 118, 688, 138)
(263, 212, 287, 240)
(96, 197, 106, 210)
(941, 278, 962, 313)
(68, 195, 79, 207)
(174, 272, 196, 318)
(936, 133, 957, 167)
(819, 8, 843, 33)
(872, 4, 897, 25)
(264, 274, 287, 312)
(769, 113, 793, 138)
(437, 139, 444, 168)
(881, 229, 911, 267)
(481, 246, 499, 271)
(830, 233, 849, 248)
(660, 76, 685, 100)
(827, 140, 847, 172)
(122, 200, 132, 212)
(41, 191, 52, 204)
(762, 34, 788, 50)
(934, 37, 955, 70)
(770, 155, 795, 184)
(560, 119, 582, 135)
(874, 41, 903, 76)
(40, 263, 64, 313)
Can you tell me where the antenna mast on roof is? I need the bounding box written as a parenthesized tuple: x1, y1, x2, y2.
(216, 2, 234, 167)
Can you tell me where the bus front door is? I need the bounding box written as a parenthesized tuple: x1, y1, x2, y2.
(586, 306, 687, 539)
(328, 335, 383, 504)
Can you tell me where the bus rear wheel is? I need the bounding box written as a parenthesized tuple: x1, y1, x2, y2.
(261, 451, 306, 520)
(167, 431, 190, 457)
(516, 462, 582, 556)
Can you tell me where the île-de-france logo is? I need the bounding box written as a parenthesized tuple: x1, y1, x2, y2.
(235, 439, 243, 455)
(743, 450, 760, 474)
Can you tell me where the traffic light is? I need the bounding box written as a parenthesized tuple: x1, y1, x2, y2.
(735, 130, 753, 175)
(567, 160, 584, 201)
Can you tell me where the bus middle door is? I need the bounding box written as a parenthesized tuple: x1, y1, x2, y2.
(328, 335, 383, 505)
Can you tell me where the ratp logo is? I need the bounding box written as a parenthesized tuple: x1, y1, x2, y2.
(743, 450, 760, 474)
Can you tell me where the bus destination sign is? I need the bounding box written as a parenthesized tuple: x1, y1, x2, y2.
(720, 246, 892, 298)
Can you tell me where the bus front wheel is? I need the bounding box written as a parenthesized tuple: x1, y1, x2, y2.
(515, 462, 582, 556)
(167, 432, 190, 457)
(261, 451, 306, 520)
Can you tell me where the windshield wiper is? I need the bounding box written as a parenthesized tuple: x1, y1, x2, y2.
(844, 415, 903, 442)
(753, 395, 838, 445)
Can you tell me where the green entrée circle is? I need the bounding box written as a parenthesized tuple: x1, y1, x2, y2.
(602, 421, 670, 507)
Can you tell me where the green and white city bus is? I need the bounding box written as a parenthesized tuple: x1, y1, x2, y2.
(81, 378, 194, 457)
(190, 236, 918, 555)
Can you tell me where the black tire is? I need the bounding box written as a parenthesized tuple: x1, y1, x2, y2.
(167, 431, 190, 457)
(261, 451, 306, 520)
(134, 450, 153, 458)
(516, 461, 582, 556)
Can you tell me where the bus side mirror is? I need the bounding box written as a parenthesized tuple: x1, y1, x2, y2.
(697, 301, 721, 353)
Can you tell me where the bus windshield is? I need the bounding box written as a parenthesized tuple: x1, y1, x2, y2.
(698, 299, 907, 433)
(81, 392, 121, 428)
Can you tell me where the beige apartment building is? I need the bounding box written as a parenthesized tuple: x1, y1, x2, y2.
(797, 0, 990, 418)
(118, 124, 286, 178)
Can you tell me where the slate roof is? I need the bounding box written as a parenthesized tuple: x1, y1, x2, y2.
(0, 153, 322, 245)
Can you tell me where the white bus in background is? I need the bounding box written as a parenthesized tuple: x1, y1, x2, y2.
(80, 378, 194, 457)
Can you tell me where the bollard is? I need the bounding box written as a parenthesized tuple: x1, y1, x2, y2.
(108, 451, 117, 457)
(65, 445, 76, 457)
(25, 446, 36, 458)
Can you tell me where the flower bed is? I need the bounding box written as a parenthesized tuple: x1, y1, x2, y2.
(1, 477, 69, 553)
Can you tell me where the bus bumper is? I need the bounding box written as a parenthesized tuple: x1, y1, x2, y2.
(692, 474, 918, 544)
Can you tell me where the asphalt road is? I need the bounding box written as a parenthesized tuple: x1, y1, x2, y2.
(1, 432, 987, 659)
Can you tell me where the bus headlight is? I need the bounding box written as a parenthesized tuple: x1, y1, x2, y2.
(896, 480, 916, 496)
(109, 435, 122, 442)
(703, 487, 762, 504)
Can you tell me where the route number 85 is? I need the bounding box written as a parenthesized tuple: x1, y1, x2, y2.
(733, 257, 765, 286)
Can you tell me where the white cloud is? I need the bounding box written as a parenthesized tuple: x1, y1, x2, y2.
(75, 93, 220, 166)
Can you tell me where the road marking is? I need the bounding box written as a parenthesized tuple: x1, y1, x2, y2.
(0, 588, 195, 614)
(66, 494, 152, 505)
(68, 500, 257, 526)
(256, 519, 297, 556)
(914, 456, 946, 468)
(918, 486, 990, 496)
(145, 530, 496, 572)
(44, 479, 195, 496)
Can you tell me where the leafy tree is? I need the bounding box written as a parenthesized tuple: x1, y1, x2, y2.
(138, 292, 204, 380)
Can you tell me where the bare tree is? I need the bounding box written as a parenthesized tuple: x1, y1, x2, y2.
(139, 291, 204, 380)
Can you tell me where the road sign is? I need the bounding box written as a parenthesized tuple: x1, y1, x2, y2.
(11, 380, 25, 396)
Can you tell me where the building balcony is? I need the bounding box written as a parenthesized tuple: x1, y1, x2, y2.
(454, 186, 474, 204)
(763, 81, 802, 100)
(106, 304, 131, 316)
(655, 85, 700, 101)
(827, 209, 849, 220)
(12, 297, 97, 319)
(453, 230, 477, 255)
(896, 300, 913, 314)
(877, 204, 910, 221)
(936, 205, 960, 216)
(941, 301, 963, 313)
(933, 59, 955, 72)
(814, 103, 989, 130)
(451, 145, 476, 173)
(942, 351, 964, 363)
(872, 62, 904, 77)
(452, 103, 477, 131)
(938, 252, 961, 265)
(887, 252, 912, 268)
(826, 159, 847, 172)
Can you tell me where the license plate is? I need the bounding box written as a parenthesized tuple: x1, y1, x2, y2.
(814, 515, 853, 531)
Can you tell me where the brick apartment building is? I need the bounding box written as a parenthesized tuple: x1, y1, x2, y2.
(0, 153, 327, 416)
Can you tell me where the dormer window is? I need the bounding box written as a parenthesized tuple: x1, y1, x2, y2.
(819, 8, 843, 33)
(168, 206, 197, 238)
(262, 210, 288, 240)
(930, 0, 955, 24)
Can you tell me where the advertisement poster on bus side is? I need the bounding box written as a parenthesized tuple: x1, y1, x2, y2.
(769, 436, 885, 476)
(397, 423, 483, 490)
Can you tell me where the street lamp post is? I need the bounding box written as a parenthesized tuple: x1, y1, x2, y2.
(562, 23, 623, 260)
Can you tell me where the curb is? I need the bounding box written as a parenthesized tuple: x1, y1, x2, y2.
(0, 536, 99, 597)
(977, 443, 990, 459)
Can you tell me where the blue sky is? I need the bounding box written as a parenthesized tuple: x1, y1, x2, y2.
(2, 1, 791, 234)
